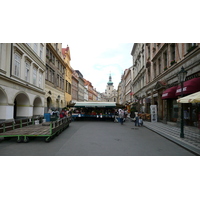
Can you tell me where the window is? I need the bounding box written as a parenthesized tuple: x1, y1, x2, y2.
(39, 71, 42, 88)
(163, 51, 167, 68)
(52, 71, 54, 82)
(66, 81, 68, 92)
(148, 46, 150, 59)
(61, 79, 64, 89)
(14, 53, 21, 77)
(49, 69, 52, 82)
(52, 56, 55, 64)
(153, 62, 156, 79)
(158, 58, 161, 75)
(46, 67, 48, 80)
(57, 61, 60, 69)
(34, 43, 38, 54)
(40, 44, 43, 59)
(170, 43, 175, 61)
(57, 75, 59, 87)
(60, 77, 62, 88)
(47, 49, 49, 57)
(187, 43, 197, 53)
(33, 67, 37, 85)
(50, 52, 52, 61)
(25, 62, 30, 82)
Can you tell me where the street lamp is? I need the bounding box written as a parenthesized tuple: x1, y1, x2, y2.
(177, 66, 187, 138)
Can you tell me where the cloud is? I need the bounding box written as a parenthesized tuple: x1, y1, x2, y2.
(64, 42, 133, 93)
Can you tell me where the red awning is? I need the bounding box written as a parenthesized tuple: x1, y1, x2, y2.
(162, 86, 177, 99)
(176, 77, 200, 96)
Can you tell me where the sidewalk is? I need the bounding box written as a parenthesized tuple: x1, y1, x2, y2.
(143, 121, 200, 155)
(123, 117, 200, 155)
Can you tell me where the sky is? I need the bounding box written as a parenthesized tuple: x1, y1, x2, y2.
(1, 1, 198, 198)
(62, 42, 133, 93)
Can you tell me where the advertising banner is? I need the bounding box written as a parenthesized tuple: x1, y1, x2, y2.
(150, 105, 157, 122)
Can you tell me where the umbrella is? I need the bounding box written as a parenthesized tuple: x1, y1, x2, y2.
(177, 91, 200, 103)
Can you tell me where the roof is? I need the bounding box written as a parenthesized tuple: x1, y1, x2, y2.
(74, 102, 116, 108)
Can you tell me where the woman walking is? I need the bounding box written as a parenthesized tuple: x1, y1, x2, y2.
(134, 110, 139, 126)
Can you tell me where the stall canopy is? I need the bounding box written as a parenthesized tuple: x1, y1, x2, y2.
(176, 77, 200, 96)
(177, 91, 200, 103)
(74, 102, 117, 108)
(162, 86, 177, 99)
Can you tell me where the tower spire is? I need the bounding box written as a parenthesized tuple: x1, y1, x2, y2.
(107, 72, 113, 86)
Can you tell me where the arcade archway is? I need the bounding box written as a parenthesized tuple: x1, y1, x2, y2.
(13, 93, 30, 119)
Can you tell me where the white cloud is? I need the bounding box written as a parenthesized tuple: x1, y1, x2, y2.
(62, 42, 133, 93)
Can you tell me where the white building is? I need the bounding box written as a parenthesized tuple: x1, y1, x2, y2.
(131, 43, 146, 112)
(0, 43, 46, 121)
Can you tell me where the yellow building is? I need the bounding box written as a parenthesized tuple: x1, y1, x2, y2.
(62, 45, 72, 105)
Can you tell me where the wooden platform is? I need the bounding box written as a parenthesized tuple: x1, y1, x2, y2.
(0, 124, 50, 136)
(0, 117, 71, 142)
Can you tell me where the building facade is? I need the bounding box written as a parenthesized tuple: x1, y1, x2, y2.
(130, 43, 146, 113)
(84, 79, 94, 101)
(75, 70, 85, 101)
(84, 85, 89, 102)
(129, 43, 200, 128)
(62, 45, 72, 105)
(0, 43, 46, 121)
(71, 69, 79, 103)
(45, 43, 66, 112)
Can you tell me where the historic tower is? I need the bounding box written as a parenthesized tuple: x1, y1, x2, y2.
(104, 73, 117, 102)
(106, 74, 114, 96)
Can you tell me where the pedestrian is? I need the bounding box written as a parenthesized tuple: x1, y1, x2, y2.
(60, 109, 65, 118)
(118, 109, 124, 125)
(139, 116, 143, 126)
(48, 108, 52, 114)
(124, 109, 128, 122)
(134, 110, 139, 126)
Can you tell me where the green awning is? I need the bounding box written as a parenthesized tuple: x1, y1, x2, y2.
(74, 102, 117, 108)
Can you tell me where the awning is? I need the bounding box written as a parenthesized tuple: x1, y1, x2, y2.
(176, 77, 200, 96)
(162, 86, 177, 99)
(177, 91, 200, 103)
(74, 102, 116, 108)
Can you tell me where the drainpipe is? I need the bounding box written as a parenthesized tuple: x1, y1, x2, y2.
(10, 43, 13, 77)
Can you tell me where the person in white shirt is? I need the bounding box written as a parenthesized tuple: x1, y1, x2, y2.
(118, 109, 124, 125)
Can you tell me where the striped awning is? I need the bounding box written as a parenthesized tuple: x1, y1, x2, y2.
(177, 91, 200, 103)
(74, 102, 117, 107)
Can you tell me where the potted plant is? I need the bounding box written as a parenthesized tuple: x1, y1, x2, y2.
(164, 66, 168, 71)
(170, 60, 176, 66)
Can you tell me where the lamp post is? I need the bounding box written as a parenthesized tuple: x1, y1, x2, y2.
(177, 66, 187, 138)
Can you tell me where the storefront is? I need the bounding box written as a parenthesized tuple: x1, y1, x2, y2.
(162, 86, 178, 122)
(176, 77, 200, 127)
